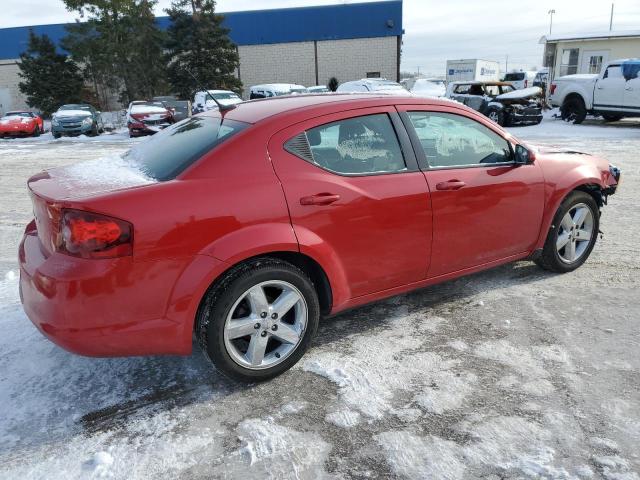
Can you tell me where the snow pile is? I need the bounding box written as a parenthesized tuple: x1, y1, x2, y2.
(49, 154, 156, 196)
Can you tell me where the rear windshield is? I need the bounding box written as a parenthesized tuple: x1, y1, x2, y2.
(121, 116, 249, 181)
(504, 73, 525, 81)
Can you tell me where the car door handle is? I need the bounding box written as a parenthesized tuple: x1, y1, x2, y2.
(597, 85, 604, 89)
(436, 180, 466, 191)
(625, 87, 633, 91)
(300, 193, 341, 206)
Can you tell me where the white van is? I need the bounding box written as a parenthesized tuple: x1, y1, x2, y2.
(502, 71, 537, 90)
(249, 84, 308, 99)
(193, 90, 242, 113)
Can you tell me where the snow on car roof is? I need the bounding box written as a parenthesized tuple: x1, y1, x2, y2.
(250, 84, 307, 92)
(130, 104, 168, 114)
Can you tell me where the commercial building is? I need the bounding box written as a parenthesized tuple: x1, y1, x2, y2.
(0, 1, 403, 112)
(540, 30, 640, 81)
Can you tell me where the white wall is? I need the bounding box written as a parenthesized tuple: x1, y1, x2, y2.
(0, 60, 29, 114)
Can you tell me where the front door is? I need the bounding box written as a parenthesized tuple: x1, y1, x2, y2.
(269, 107, 432, 299)
(594, 63, 625, 111)
(399, 106, 545, 277)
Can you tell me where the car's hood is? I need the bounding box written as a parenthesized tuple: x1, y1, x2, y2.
(0, 116, 34, 126)
(54, 110, 92, 118)
(495, 87, 542, 101)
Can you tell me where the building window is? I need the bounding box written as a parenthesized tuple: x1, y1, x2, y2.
(588, 55, 604, 74)
(559, 48, 579, 76)
(366, 72, 381, 78)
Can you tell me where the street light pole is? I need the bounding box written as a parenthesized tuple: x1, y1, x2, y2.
(548, 9, 556, 35)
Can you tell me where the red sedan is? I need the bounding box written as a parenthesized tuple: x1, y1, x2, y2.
(19, 95, 620, 381)
(0, 111, 44, 137)
(126, 101, 175, 137)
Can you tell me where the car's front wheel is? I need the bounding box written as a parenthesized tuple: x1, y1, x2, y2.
(535, 191, 599, 273)
(560, 96, 587, 124)
(197, 258, 320, 382)
(486, 107, 506, 126)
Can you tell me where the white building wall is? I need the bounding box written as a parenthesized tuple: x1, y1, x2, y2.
(0, 60, 29, 115)
(238, 41, 316, 98)
(549, 37, 640, 79)
(317, 36, 398, 86)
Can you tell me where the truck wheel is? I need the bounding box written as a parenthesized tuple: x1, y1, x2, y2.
(560, 97, 587, 124)
(486, 107, 506, 126)
(602, 114, 623, 122)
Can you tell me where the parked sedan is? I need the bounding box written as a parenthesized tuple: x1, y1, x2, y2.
(51, 104, 104, 138)
(127, 101, 175, 137)
(446, 81, 543, 126)
(19, 95, 619, 381)
(0, 111, 44, 138)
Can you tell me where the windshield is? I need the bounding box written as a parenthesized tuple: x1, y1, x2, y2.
(121, 116, 249, 181)
(504, 73, 525, 81)
(4, 112, 32, 117)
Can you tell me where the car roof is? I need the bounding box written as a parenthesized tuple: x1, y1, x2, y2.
(209, 93, 464, 125)
(201, 89, 237, 94)
(250, 83, 306, 91)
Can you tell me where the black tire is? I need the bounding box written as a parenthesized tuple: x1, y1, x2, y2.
(560, 96, 587, 124)
(32, 127, 40, 137)
(486, 107, 506, 126)
(197, 257, 320, 382)
(602, 114, 623, 122)
(53, 133, 61, 139)
(535, 191, 599, 273)
(90, 124, 99, 136)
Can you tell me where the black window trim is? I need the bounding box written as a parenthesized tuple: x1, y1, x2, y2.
(398, 110, 517, 171)
(283, 111, 419, 177)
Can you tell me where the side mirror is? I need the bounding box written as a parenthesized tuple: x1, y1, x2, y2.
(514, 144, 535, 164)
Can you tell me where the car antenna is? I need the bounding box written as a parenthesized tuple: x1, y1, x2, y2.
(185, 68, 237, 113)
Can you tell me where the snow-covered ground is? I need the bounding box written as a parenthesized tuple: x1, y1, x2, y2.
(0, 116, 639, 479)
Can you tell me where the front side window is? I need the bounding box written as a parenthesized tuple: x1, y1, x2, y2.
(603, 65, 622, 79)
(453, 84, 471, 94)
(407, 112, 512, 168)
(122, 116, 249, 180)
(287, 114, 406, 175)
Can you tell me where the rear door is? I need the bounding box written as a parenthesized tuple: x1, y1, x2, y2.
(269, 107, 432, 298)
(594, 64, 625, 110)
(398, 105, 545, 277)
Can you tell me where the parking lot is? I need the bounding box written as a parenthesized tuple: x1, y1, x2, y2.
(0, 116, 639, 479)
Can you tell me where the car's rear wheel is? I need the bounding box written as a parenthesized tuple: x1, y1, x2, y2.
(560, 96, 587, 124)
(535, 191, 599, 273)
(197, 258, 320, 382)
(486, 107, 506, 126)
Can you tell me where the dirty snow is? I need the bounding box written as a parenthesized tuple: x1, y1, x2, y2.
(0, 118, 639, 479)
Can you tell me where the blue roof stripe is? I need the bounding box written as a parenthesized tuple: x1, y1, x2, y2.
(0, 1, 402, 60)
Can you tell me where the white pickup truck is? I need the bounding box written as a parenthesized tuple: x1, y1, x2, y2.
(549, 59, 640, 123)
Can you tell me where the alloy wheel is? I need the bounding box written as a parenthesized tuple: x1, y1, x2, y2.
(223, 280, 307, 370)
(556, 203, 594, 263)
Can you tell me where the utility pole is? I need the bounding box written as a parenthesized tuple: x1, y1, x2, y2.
(548, 9, 555, 35)
(505, 55, 509, 73)
(609, 3, 614, 31)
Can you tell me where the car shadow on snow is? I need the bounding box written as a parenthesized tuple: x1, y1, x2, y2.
(69, 261, 553, 432)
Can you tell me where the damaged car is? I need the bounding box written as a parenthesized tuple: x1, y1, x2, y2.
(446, 81, 543, 126)
(126, 101, 175, 137)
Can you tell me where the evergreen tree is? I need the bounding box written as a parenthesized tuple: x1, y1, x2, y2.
(17, 31, 84, 116)
(165, 0, 242, 99)
(62, 0, 167, 105)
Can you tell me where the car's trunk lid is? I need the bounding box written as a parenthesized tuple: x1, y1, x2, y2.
(27, 156, 156, 254)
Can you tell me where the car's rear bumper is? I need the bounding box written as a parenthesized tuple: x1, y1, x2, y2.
(18, 227, 200, 357)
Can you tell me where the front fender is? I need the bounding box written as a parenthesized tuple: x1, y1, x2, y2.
(534, 164, 606, 250)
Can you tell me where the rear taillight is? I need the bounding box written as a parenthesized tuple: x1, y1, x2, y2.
(57, 209, 133, 259)
(550, 83, 557, 95)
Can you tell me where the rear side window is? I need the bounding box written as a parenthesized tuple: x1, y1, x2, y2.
(453, 84, 470, 94)
(122, 116, 249, 181)
(407, 111, 512, 167)
(285, 113, 406, 175)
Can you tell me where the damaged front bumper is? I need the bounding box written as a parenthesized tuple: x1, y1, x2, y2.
(507, 104, 543, 125)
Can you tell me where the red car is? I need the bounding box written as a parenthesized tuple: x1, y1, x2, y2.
(126, 101, 175, 137)
(0, 111, 44, 137)
(19, 95, 620, 381)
